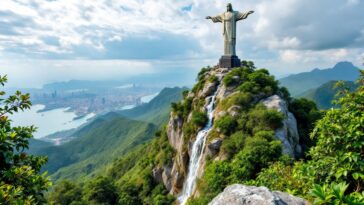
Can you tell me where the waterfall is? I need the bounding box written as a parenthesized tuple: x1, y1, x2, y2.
(178, 87, 219, 205)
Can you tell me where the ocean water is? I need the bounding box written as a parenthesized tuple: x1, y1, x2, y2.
(10, 104, 95, 139)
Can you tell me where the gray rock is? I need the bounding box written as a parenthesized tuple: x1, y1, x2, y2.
(216, 84, 236, 100)
(209, 184, 308, 205)
(199, 81, 217, 98)
(167, 115, 184, 152)
(152, 167, 163, 184)
(187, 92, 195, 98)
(207, 138, 223, 157)
(261, 95, 302, 158)
(228, 105, 242, 117)
(161, 166, 172, 191)
(217, 110, 227, 117)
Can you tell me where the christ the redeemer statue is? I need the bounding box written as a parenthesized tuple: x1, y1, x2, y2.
(206, 3, 254, 68)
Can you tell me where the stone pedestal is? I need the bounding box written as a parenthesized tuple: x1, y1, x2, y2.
(219, 55, 241, 68)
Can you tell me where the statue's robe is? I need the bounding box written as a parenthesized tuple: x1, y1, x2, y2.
(211, 11, 251, 56)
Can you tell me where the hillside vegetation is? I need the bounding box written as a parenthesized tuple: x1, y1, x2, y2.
(4, 62, 364, 205)
(46, 62, 323, 204)
(31, 87, 184, 181)
(119, 87, 188, 126)
(300, 80, 358, 109)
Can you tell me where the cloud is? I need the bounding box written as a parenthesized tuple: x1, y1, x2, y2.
(251, 0, 364, 51)
(0, 0, 363, 87)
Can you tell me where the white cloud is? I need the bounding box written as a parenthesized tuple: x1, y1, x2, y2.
(0, 0, 363, 87)
(280, 50, 300, 63)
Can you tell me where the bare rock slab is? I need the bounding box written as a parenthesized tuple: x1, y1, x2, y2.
(209, 184, 308, 205)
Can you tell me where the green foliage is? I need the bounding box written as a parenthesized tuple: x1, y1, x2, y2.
(246, 104, 284, 134)
(191, 111, 208, 127)
(309, 183, 364, 205)
(220, 92, 253, 111)
(238, 69, 278, 96)
(223, 66, 253, 86)
(214, 115, 237, 135)
(230, 135, 282, 180)
(300, 80, 358, 109)
(192, 67, 212, 93)
(241, 60, 256, 70)
(252, 70, 364, 203)
(220, 132, 247, 159)
(120, 87, 186, 126)
(0, 75, 50, 204)
(198, 135, 282, 202)
(197, 67, 211, 81)
(48, 180, 83, 205)
(304, 73, 364, 193)
(289, 98, 322, 153)
(171, 97, 192, 119)
(208, 75, 218, 83)
(118, 182, 142, 205)
(83, 176, 119, 204)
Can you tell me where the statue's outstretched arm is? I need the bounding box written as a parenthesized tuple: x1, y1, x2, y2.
(206, 15, 222, 23)
(236, 10, 254, 21)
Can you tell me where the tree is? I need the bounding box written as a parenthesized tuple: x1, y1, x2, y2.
(306, 70, 364, 195)
(48, 180, 84, 205)
(83, 176, 119, 205)
(0, 75, 50, 204)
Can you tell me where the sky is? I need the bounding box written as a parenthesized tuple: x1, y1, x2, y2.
(0, 0, 364, 88)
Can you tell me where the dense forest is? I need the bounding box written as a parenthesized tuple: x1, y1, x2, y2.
(1, 61, 364, 204)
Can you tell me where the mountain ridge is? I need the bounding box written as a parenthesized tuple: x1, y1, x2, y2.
(279, 61, 360, 96)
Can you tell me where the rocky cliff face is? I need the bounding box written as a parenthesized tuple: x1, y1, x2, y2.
(152, 66, 304, 199)
(261, 95, 302, 158)
(209, 184, 308, 205)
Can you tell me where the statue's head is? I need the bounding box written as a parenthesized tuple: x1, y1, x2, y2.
(227, 3, 233, 12)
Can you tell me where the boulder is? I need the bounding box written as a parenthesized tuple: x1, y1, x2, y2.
(199, 81, 217, 98)
(207, 138, 223, 157)
(209, 184, 308, 205)
(152, 167, 163, 184)
(216, 84, 235, 100)
(261, 95, 302, 157)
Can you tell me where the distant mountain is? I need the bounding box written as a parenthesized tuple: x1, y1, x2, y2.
(279, 62, 360, 96)
(31, 87, 185, 181)
(28, 139, 53, 153)
(300, 80, 358, 109)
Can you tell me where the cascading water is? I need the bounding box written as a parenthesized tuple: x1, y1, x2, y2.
(178, 87, 219, 205)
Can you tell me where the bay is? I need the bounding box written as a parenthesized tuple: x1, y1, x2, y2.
(11, 104, 95, 139)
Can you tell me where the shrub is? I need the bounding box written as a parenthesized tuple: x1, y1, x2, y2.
(221, 92, 253, 110)
(246, 104, 284, 134)
(214, 115, 237, 135)
(191, 111, 208, 127)
(48, 180, 84, 205)
(250, 70, 277, 89)
(197, 67, 211, 81)
(208, 75, 218, 83)
(220, 131, 247, 159)
(230, 137, 282, 182)
(237, 81, 259, 93)
(289, 98, 322, 153)
(83, 176, 119, 204)
(200, 161, 232, 196)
